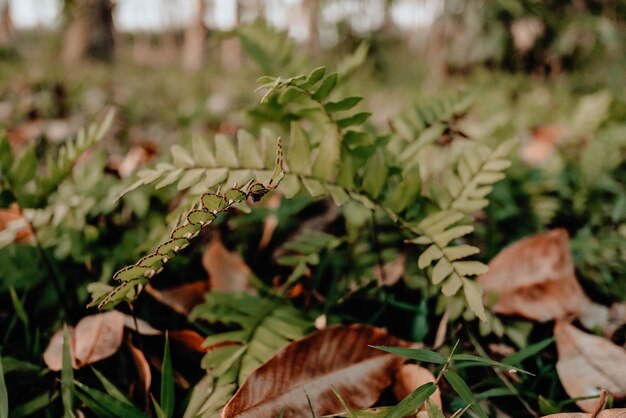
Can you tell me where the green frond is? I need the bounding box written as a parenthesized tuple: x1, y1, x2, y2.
(94, 140, 285, 310)
(117, 129, 280, 199)
(189, 292, 312, 417)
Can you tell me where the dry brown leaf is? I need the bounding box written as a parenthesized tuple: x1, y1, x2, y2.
(541, 409, 626, 418)
(122, 314, 162, 336)
(555, 321, 626, 412)
(393, 364, 442, 411)
(374, 253, 406, 287)
(520, 124, 568, 166)
(222, 324, 410, 418)
(43, 311, 124, 371)
(43, 327, 77, 371)
(202, 236, 254, 292)
(259, 193, 281, 248)
(169, 330, 209, 353)
(145, 281, 210, 316)
(478, 229, 591, 322)
(126, 337, 152, 411)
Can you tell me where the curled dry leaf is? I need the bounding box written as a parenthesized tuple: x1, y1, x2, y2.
(478, 229, 591, 322)
(259, 192, 281, 248)
(126, 336, 152, 410)
(555, 321, 626, 412)
(145, 281, 210, 316)
(222, 324, 410, 418)
(202, 236, 254, 292)
(541, 409, 626, 418)
(393, 364, 442, 411)
(43, 311, 124, 371)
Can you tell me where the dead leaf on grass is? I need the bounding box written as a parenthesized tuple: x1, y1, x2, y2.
(555, 321, 626, 413)
(202, 236, 254, 292)
(478, 229, 591, 322)
(222, 324, 410, 418)
(43, 311, 124, 371)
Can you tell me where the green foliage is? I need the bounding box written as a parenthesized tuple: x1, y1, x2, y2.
(0, 109, 114, 208)
(188, 292, 313, 417)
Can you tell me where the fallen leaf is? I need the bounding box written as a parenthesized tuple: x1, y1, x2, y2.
(478, 229, 591, 322)
(222, 324, 410, 418)
(555, 321, 626, 412)
(202, 236, 254, 292)
(374, 253, 406, 287)
(43, 326, 77, 371)
(520, 124, 568, 166)
(122, 314, 162, 336)
(126, 336, 152, 411)
(43, 311, 124, 371)
(169, 330, 209, 353)
(259, 193, 281, 248)
(74, 311, 125, 367)
(392, 364, 442, 411)
(541, 409, 626, 418)
(145, 281, 210, 316)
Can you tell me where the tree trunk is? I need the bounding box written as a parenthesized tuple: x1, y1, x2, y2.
(305, 0, 320, 54)
(182, 0, 207, 72)
(61, 0, 115, 65)
(221, 0, 242, 71)
(0, 0, 14, 49)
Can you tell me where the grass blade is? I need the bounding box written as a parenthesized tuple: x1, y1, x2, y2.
(451, 354, 533, 375)
(444, 370, 487, 418)
(0, 357, 8, 418)
(160, 332, 175, 418)
(370, 346, 445, 364)
(91, 367, 133, 405)
(384, 382, 436, 418)
(425, 399, 444, 418)
(74, 380, 146, 418)
(503, 337, 555, 366)
(61, 325, 76, 418)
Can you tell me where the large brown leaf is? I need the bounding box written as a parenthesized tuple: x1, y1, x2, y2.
(43, 311, 124, 371)
(478, 229, 591, 322)
(555, 321, 626, 412)
(222, 324, 409, 418)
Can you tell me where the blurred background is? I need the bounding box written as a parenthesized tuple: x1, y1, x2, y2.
(1, 0, 625, 149)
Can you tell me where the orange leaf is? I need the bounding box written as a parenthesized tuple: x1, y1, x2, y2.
(478, 229, 591, 322)
(222, 324, 410, 418)
(202, 236, 253, 292)
(555, 321, 626, 413)
(43, 311, 124, 371)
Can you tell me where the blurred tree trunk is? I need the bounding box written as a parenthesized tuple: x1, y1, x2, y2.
(305, 0, 320, 54)
(61, 0, 115, 65)
(221, 0, 242, 71)
(0, 0, 14, 49)
(182, 0, 207, 72)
